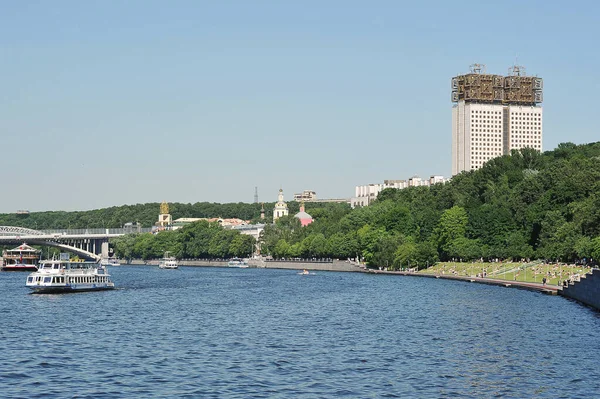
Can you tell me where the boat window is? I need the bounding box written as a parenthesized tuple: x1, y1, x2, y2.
(43, 277, 51, 283)
(53, 264, 59, 270)
(27, 277, 33, 283)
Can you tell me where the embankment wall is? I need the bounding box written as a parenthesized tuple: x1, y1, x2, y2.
(561, 269, 600, 311)
(257, 260, 362, 272)
(126, 258, 361, 272)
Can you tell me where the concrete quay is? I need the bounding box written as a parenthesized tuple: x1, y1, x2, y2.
(364, 269, 561, 295)
(127, 258, 362, 272)
(254, 259, 364, 272)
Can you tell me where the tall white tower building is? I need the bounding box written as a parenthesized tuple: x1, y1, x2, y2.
(451, 64, 543, 175)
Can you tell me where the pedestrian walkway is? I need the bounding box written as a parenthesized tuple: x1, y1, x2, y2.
(365, 269, 561, 295)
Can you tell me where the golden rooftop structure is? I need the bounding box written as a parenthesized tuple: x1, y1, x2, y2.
(451, 64, 543, 105)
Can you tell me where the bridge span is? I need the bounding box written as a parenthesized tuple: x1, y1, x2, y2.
(0, 226, 152, 261)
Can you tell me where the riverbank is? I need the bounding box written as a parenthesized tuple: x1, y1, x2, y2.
(125, 258, 363, 272)
(364, 268, 561, 295)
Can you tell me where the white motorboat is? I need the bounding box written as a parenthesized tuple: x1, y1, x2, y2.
(159, 252, 178, 269)
(228, 258, 249, 268)
(26, 259, 115, 293)
(100, 257, 121, 267)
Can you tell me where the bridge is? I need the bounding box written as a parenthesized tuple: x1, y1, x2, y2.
(0, 226, 152, 261)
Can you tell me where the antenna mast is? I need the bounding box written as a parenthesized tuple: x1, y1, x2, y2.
(254, 187, 259, 204)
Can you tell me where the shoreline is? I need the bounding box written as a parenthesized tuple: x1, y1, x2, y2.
(125, 258, 561, 295)
(364, 268, 561, 295)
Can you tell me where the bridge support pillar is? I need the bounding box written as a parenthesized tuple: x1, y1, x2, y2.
(101, 241, 109, 258)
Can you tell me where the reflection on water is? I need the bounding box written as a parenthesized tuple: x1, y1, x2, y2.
(1, 266, 599, 398)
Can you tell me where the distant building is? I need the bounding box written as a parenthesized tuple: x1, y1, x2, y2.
(230, 224, 265, 241)
(171, 217, 248, 230)
(429, 175, 446, 185)
(350, 176, 449, 208)
(273, 189, 289, 222)
(294, 190, 317, 202)
(293, 190, 348, 204)
(123, 222, 142, 233)
(294, 202, 313, 227)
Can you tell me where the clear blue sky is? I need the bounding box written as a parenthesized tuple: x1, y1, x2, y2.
(2, 0, 598, 212)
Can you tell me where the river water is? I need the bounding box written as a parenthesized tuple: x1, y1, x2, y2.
(1, 266, 599, 398)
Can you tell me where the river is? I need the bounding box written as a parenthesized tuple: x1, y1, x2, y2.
(1, 266, 599, 398)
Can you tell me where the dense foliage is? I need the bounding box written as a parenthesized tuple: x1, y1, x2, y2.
(110, 220, 257, 261)
(259, 142, 600, 268)
(3, 142, 600, 267)
(0, 200, 343, 230)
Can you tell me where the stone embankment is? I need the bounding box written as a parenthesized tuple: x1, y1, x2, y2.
(364, 269, 561, 295)
(129, 259, 228, 267)
(252, 259, 363, 272)
(127, 258, 362, 272)
(560, 269, 600, 310)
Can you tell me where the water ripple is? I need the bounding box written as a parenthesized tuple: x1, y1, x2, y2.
(1, 266, 600, 398)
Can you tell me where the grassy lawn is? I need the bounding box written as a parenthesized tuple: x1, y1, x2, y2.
(419, 261, 592, 286)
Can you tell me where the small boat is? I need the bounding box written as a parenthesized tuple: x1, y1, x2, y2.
(228, 258, 249, 268)
(100, 257, 121, 267)
(2, 243, 40, 272)
(159, 252, 178, 269)
(26, 259, 115, 293)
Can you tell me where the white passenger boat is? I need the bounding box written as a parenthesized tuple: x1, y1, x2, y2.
(26, 259, 115, 293)
(228, 258, 249, 268)
(100, 257, 121, 267)
(159, 252, 178, 269)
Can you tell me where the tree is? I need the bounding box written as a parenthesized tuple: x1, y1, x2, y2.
(434, 206, 468, 260)
(308, 234, 327, 257)
(273, 239, 290, 258)
(394, 237, 418, 270)
(229, 234, 256, 258)
(208, 230, 238, 258)
(110, 233, 138, 261)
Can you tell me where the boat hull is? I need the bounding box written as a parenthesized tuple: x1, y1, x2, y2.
(2, 265, 38, 272)
(28, 284, 115, 294)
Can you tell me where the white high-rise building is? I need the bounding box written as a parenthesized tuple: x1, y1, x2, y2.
(451, 64, 543, 175)
(504, 105, 543, 154)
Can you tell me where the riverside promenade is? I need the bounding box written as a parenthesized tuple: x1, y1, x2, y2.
(365, 268, 561, 295)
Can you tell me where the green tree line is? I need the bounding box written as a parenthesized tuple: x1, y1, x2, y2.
(110, 220, 257, 261)
(259, 142, 600, 268)
(3, 142, 600, 268)
(0, 200, 342, 230)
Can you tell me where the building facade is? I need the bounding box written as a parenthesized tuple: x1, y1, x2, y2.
(350, 176, 448, 208)
(293, 190, 317, 202)
(451, 64, 543, 175)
